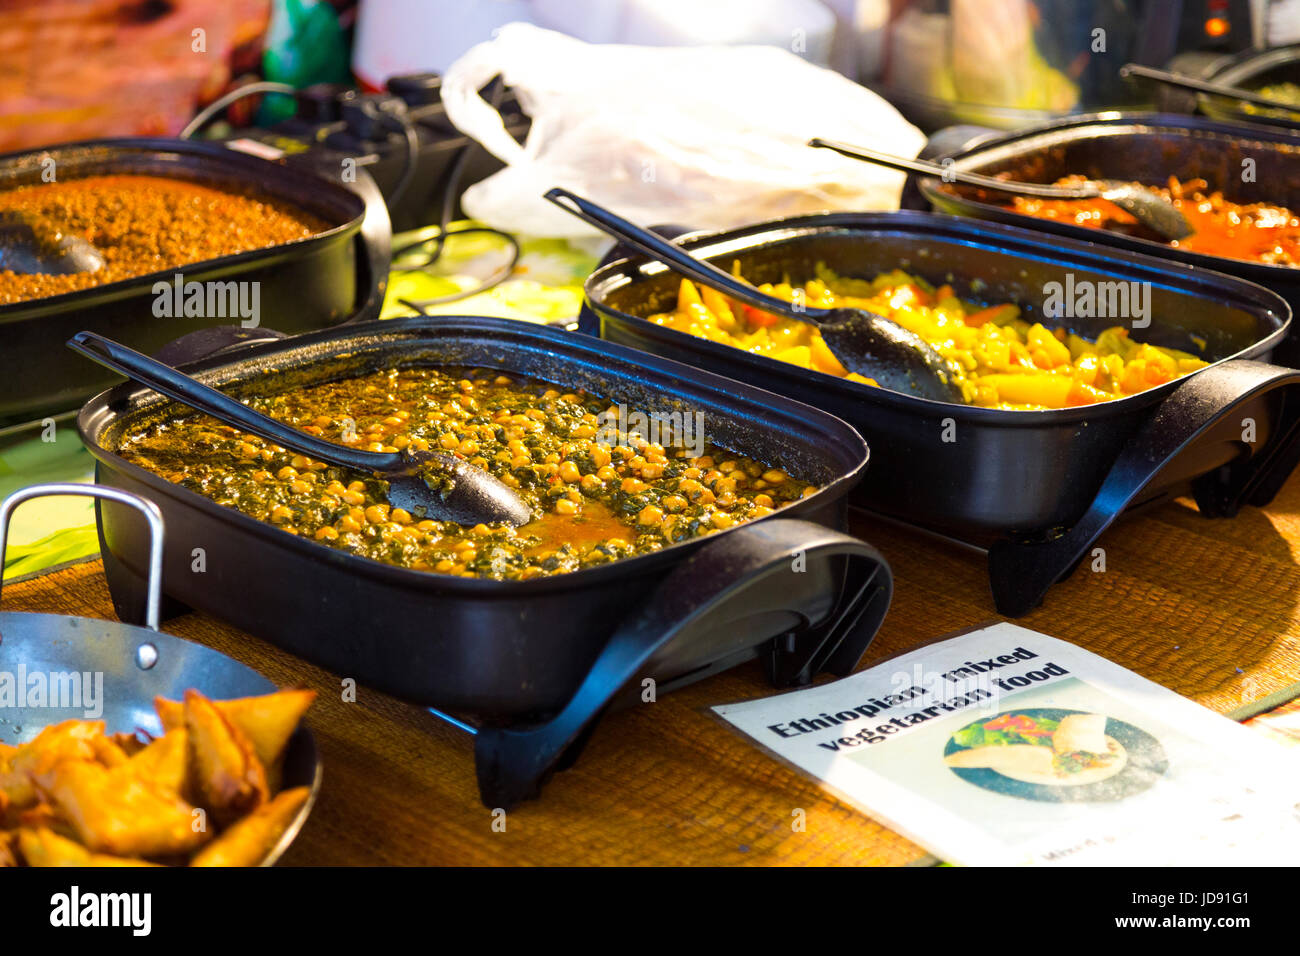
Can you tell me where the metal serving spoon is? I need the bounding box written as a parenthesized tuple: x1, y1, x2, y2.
(1120, 62, 1300, 114)
(544, 188, 963, 403)
(66, 332, 534, 527)
(808, 137, 1195, 242)
(0, 214, 105, 275)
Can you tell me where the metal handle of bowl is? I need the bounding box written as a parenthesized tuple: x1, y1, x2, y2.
(472, 518, 893, 809)
(0, 482, 164, 630)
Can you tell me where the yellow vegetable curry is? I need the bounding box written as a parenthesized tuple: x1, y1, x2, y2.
(646, 267, 1208, 410)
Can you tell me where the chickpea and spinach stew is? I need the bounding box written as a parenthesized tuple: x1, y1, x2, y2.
(119, 366, 817, 580)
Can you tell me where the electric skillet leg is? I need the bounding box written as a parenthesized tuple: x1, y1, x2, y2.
(988, 360, 1300, 617)
(473, 519, 893, 809)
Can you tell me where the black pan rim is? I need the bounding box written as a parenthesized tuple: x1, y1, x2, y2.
(1196, 45, 1300, 132)
(0, 137, 366, 320)
(916, 110, 1300, 277)
(76, 315, 870, 596)
(583, 207, 1290, 421)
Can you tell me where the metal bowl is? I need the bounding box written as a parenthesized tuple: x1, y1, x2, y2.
(0, 483, 320, 866)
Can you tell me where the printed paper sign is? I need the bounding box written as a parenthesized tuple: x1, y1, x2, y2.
(714, 623, 1300, 865)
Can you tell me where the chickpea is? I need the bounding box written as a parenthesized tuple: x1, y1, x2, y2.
(315, 527, 339, 541)
(364, 504, 389, 524)
(637, 505, 663, 526)
(559, 461, 581, 483)
(762, 469, 787, 485)
(555, 499, 579, 516)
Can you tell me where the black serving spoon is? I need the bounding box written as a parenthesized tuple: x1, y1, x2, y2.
(1120, 62, 1300, 113)
(544, 188, 964, 403)
(808, 137, 1195, 242)
(67, 331, 534, 527)
(0, 214, 105, 275)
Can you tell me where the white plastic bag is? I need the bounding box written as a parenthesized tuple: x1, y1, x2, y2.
(440, 23, 926, 239)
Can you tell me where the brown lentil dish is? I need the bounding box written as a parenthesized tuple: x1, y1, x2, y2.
(118, 366, 817, 580)
(0, 174, 328, 304)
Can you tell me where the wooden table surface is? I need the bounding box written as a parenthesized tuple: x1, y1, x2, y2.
(11, 475, 1300, 866)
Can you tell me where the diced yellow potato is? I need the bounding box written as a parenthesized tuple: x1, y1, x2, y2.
(809, 335, 848, 376)
(773, 345, 812, 369)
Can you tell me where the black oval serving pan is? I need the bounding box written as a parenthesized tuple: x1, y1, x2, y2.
(1198, 45, 1300, 133)
(915, 112, 1300, 359)
(76, 317, 890, 807)
(0, 137, 391, 428)
(580, 210, 1300, 616)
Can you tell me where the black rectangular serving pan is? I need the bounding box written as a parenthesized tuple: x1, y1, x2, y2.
(580, 210, 1300, 616)
(915, 112, 1300, 361)
(0, 137, 391, 428)
(76, 317, 889, 806)
(1197, 45, 1300, 133)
